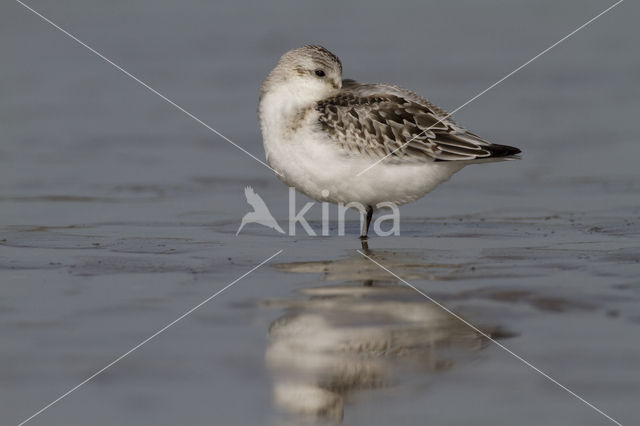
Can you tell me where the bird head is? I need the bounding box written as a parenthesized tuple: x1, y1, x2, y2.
(260, 45, 343, 103)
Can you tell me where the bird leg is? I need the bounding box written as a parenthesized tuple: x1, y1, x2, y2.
(360, 205, 373, 240)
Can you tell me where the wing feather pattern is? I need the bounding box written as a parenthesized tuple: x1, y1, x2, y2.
(314, 80, 521, 162)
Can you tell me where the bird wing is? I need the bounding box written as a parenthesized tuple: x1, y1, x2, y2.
(341, 79, 455, 123)
(315, 80, 520, 162)
(244, 186, 268, 211)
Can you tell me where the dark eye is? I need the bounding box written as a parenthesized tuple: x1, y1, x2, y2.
(314, 69, 326, 77)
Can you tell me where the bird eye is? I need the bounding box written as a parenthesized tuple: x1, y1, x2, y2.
(314, 69, 326, 77)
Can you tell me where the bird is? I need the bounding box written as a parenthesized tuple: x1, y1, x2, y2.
(258, 45, 521, 241)
(236, 186, 285, 235)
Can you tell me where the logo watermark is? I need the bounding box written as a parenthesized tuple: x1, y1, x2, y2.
(236, 186, 400, 236)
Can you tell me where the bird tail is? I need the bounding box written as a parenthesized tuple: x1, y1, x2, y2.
(458, 144, 522, 164)
(486, 143, 522, 159)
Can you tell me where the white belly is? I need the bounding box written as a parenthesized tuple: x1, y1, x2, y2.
(259, 89, 465, 207)
(263, 125, 464, 207)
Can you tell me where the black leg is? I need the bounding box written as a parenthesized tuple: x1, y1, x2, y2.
(360, 205, 373, 239)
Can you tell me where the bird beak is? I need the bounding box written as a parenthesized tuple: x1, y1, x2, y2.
(332, 79, 342, 90)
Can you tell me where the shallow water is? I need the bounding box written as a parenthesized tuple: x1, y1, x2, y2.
(1, 0, 640, 425)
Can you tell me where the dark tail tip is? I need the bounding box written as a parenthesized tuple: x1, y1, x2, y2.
(487, 144, 521, 158)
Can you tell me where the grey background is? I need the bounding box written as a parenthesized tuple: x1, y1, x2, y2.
(1, 0, 639, 425)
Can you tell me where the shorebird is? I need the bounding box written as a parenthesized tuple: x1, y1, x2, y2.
(259, 45, 520, 241)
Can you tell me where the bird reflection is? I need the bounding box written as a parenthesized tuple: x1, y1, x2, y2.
(264, 251, 510, 424)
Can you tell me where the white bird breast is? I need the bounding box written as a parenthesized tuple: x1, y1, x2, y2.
(259, 87, 465, 206)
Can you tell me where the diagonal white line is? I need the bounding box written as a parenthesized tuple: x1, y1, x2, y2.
(17, 249, 283, 426)
(356, 0, 624, 176)
(357, 250, 624, 426)
(15, 0, 282, 176)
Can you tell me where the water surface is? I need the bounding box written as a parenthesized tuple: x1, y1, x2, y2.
(1, 0, 639, 425)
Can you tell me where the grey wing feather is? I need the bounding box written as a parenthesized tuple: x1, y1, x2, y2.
(342, 79, 454, 123)
(316, 79, 521, 162)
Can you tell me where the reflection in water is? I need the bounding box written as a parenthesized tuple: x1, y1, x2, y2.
(264, 252, 510, 424)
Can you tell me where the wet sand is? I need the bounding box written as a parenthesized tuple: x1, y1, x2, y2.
(2, 0, 640, 425)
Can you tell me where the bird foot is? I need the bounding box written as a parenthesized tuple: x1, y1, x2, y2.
(360, 237, 369, 252)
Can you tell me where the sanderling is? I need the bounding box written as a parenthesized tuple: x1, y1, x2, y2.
(259, 45, 521, 239)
